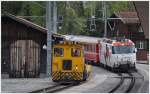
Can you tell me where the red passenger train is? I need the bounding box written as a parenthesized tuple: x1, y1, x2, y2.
(83, 43, 100, 64)
(64, 35, 137, 71)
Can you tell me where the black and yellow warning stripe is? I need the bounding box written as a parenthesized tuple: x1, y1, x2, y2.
(52, 71, 83, 81)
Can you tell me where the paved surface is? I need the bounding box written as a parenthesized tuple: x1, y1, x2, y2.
(59, 64, 149, 93)
(1, 78, 55, 93)
(58, 65, 119, 93)
(136, 63, 149, 93)
(1, 63, 149, 93)
(1, 65, 117, 93)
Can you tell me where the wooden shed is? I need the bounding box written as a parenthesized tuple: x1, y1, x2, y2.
(1, 13, 63, 78)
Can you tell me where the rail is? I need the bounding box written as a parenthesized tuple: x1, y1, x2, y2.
(125, 72, 135, 93)
(29, 83, 75, 93)
(108, 72, 136, 93)
(29, 81, 86, 93)
(108, 73, 124, 93)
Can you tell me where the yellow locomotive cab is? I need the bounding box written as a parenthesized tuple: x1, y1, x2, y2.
(52, 42, 91, 82)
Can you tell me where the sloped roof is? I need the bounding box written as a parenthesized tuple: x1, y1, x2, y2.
(2, 13, 47, 34)
(134, 1, 149, 39)
(2, 13, 64, 38)
(113, 12, 140, 24)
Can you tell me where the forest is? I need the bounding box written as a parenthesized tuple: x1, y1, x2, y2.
(1, 1, 135, 37)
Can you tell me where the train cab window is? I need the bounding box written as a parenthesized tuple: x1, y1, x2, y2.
(54, 48, 63, 57)
(71, 48, 81, 57)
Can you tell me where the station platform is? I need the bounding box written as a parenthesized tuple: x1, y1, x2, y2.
(1, 77, 55, 93)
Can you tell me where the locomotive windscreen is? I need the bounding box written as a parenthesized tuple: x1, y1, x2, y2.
(63, 60, 72, 70)
(112, 45, 135, 54)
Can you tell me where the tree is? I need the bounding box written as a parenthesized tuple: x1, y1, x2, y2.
(2, 1, 46, 27)
(2, 1, 135, 37)
(57, 2, 87, 35)
(2, 1, 23, 15)
(107, 1, 135, 16)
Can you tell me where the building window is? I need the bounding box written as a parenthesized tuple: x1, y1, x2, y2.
(136, 41, 144, 49)
(139, 27, 143, 32)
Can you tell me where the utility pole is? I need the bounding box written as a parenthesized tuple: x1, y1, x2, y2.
(46, 1, 57, 77)
(103, 1, 107, 37)
(52, 2, 57, 33)
(46, 1, 52, 77)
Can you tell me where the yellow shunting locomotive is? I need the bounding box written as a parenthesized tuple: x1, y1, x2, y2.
(52, 41, 91, 83)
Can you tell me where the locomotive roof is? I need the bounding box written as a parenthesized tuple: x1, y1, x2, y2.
(101, 38, 133, 43)
(64, 35, 102, 44)
(63, 35, 134, 45)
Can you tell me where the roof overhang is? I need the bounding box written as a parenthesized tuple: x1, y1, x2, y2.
(2, 13, 64, 39)
(134, 1, 149, 39)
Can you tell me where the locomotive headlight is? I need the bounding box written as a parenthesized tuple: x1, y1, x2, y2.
(75, 65, 78, 70)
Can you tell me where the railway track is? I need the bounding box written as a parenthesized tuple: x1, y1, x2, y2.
(125, 72, 135, 93)
(108, 72, 136, 93)
(30, 83, 75, 93)
(108, 73, 124, 93)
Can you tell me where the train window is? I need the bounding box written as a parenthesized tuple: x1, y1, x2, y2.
(88, 45, 91, 51)
(71, 48, 81, 57)
(92, 45, 95, 52)
(86, 45, 89, 51)
(90, 45, 92, 51)
(91, 45, 93, 52)
(93, 45, 96, 52)
(63, 60, 72, 70)
(84, 45, 86, 51)
(54, 48, 63, 57)
(84, 45, 87, 51)
(89, 45, 91, 51)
